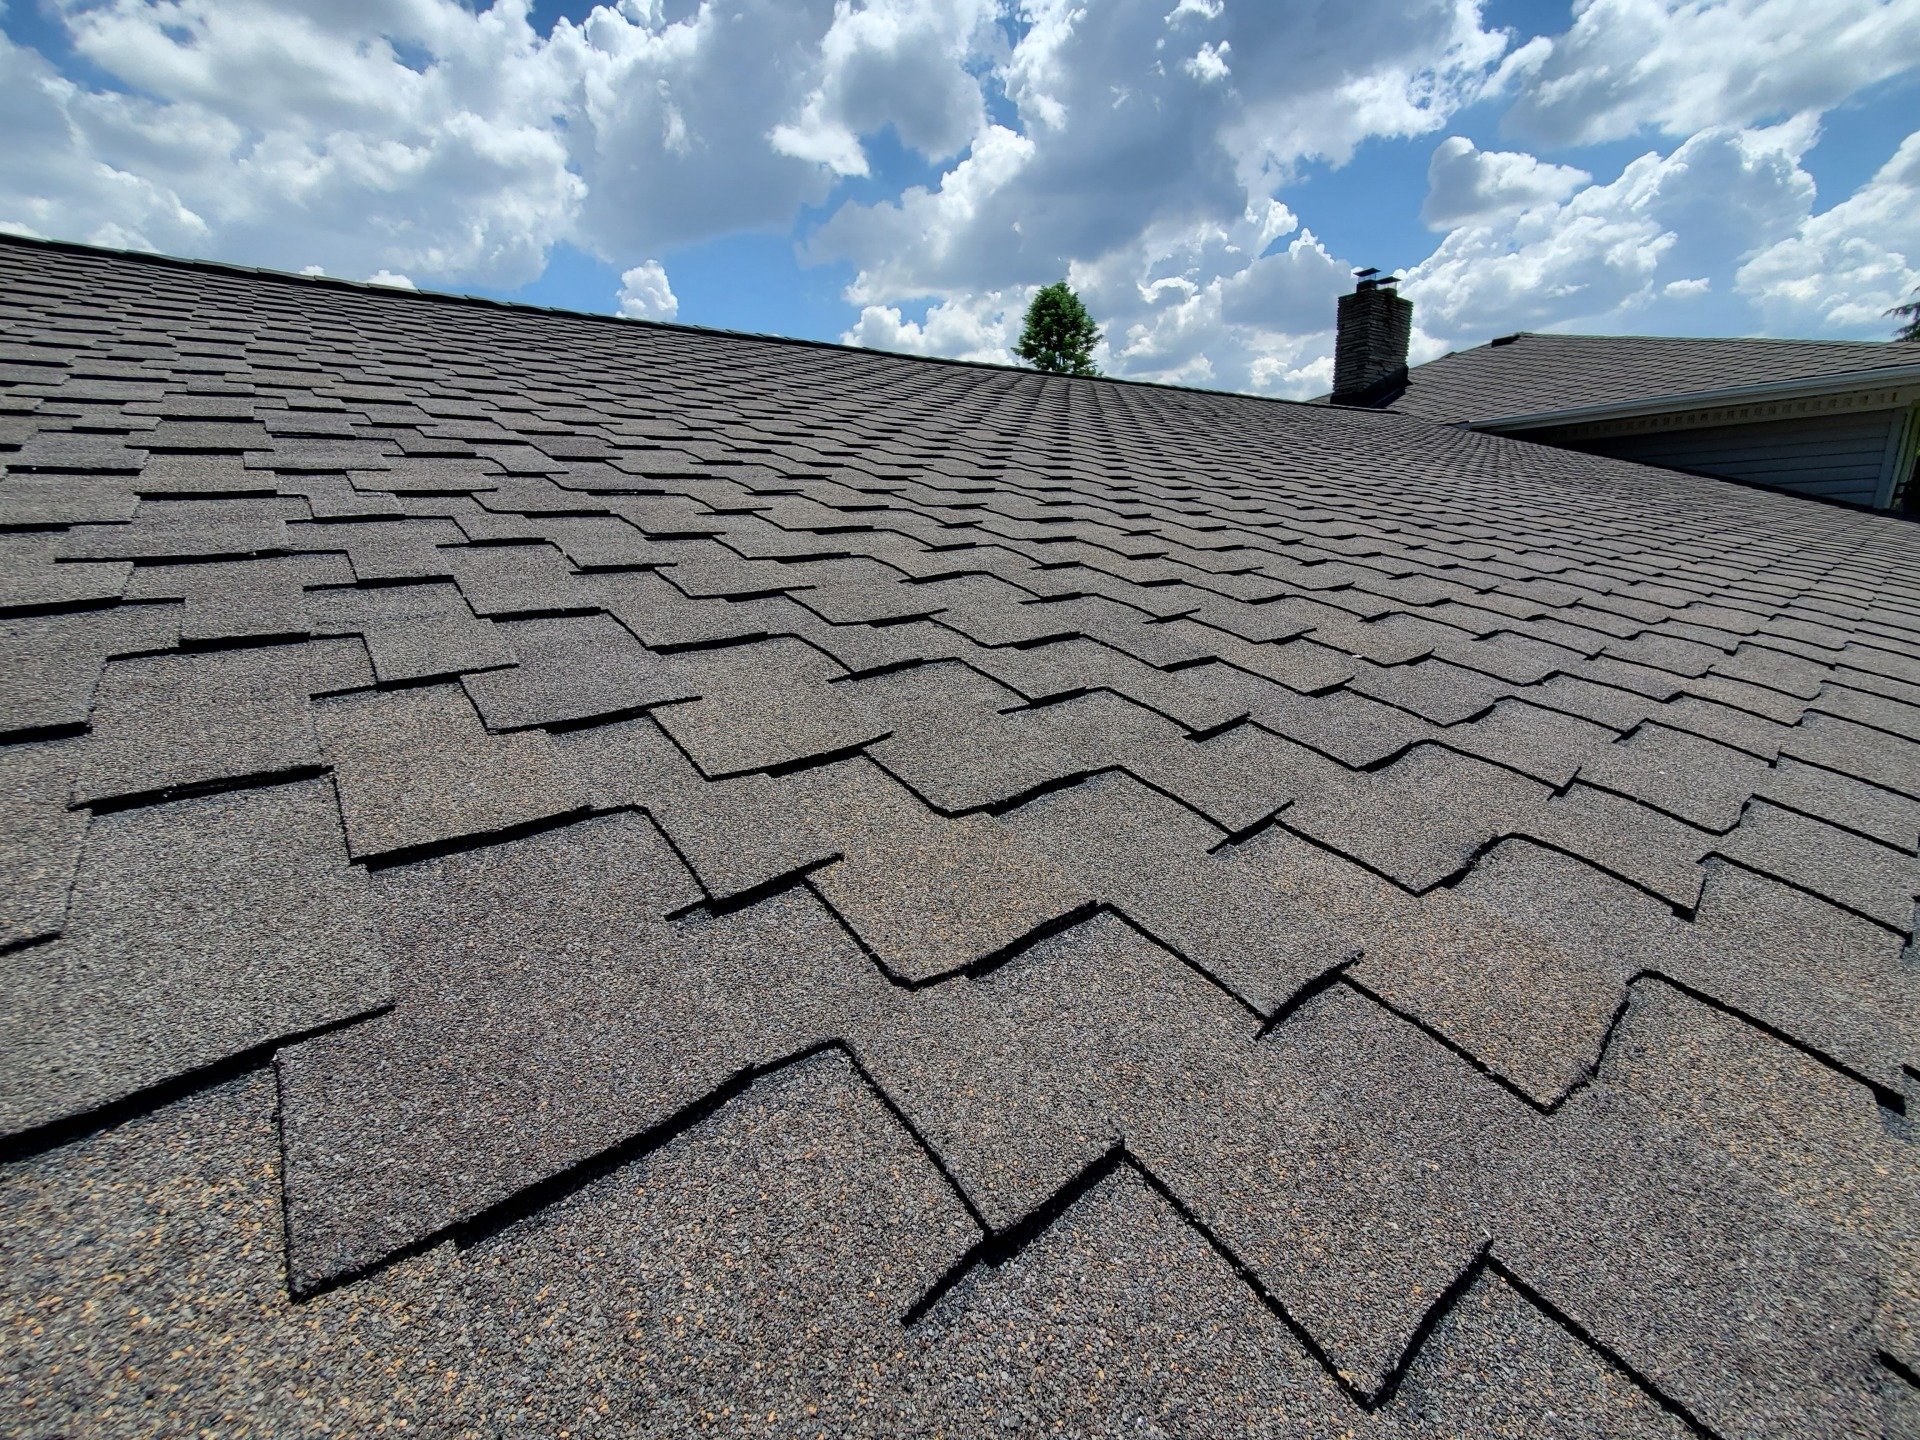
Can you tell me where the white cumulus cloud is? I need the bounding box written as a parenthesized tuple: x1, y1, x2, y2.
(616, 259, 680, 321)
(843, 289, 1028, 363)
(1407, 121, 1818, 347)
(1421, 137, 1590, 229)
(1503, 0, 1920, 146)
(1737, 128, 1920, 332)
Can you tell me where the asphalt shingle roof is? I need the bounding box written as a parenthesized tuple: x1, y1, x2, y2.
(1381, 331, 1920, 425)
(3, 234, 1919, 1439)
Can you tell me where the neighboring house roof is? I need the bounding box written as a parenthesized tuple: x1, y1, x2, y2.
(1380, 331, 1920, 426)
(3, 234, 1919, 1439)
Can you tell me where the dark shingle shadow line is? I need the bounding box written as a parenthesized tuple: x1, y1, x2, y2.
(1883, 1349, 1920, 1396)
(351, 801, 598, 872)
(78, 762, 330, 818)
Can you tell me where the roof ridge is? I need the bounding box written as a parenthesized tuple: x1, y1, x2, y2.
(0, 230, 1320, 411)
(1472, 330, 1919, 351)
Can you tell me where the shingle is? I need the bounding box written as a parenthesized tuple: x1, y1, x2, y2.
(1505, 1081, 1882, 1440)
(579, 566, 791, 649)
(1600, 629, 1729, 679)
(1240, 685, 1438, 767)
(555, 714, 840, 900)
(803, 760, 1093, 983)
(1521, 782, 1713, 909)
(72, 645, 324, 808)
(1127, 715, 1327, 833)
(1347, 657, 1510, 724)
(455, 1050, 979, 1437)
(532, 512, 675, 569)
(0, 1072, 491, 1440)
(1713, 800, 1918, 932)
(1666, 861, 1915, 1095)
(1601, 984, 1920, 1378)
(0, 604, 180, 738)
(121, 552, 352, 643)
(0, 473, 139, 526)
(1436, 629, 1582, 685)
(1442, 699, 1619, 787)
(902, 1170, 1353, 1436)
(4, 431, 147, 473)
(1161, 624, 1360, 693)
(1001, 771, 1407, 1012)
(460, 611, 696, 731)
(1358, 842, 1675, 1103)
(0, 739, 88, 948)
(1150, 984, 1536, 1395)
(966, 636, 1245, 731)
(308, 578, 513, 685)
(0, 533, 130, 612)
(345, 456, 496, 492)
(652, 636, 887, 776)
(275, 820, 871, 1291)
(655, 540, 811, 599)
(143, 417, 275, 452)
(1651, 692, 1796, 760)
(0, 780, 386, 1139)
(1755, 756, 1920, 851)
(1710, 641, 1830, 698)
(1283, 744, 1549, 891)
(1577, 722, 1767, 831)
(288, 515, 461, 582)
(1782, 712, 1920, 799)
(779, 555, 944, 625)
(280, 473, 406, 520)
(53, 496, 300, 561)
(866, 909, 1259, 1234)
(911, 571, 1057, 645)
(249, 437, 395, 476)
(1812, 683, 1920, 743)
(442, 540, 585, 615)
(131, 450, 263, 495)
(314, 683, 590, 862)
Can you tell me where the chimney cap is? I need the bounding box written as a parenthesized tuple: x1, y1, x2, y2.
(1351, 267, 1401, 293)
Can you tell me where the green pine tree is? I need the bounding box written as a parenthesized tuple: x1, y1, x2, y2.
(1892, 288, 1920, 342)
(1014, 281, 1101, 376)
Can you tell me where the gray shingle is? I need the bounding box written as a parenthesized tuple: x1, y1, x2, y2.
(0, 532, 130, 611)
(72, 645, 323, 808)
(0, 604, 180, 738)
(652, 636, 887, 776)
(0, 739, 87, 948)
(314, 683, 590, 862)
(0, 780, 386, 1139)
(1713, 800, 1919, 931)
(1283, 744, 1549, 891)
(1577, 723, 1768, 831)
(275, 819, 870, 1291)
(460, 611, 696, 730)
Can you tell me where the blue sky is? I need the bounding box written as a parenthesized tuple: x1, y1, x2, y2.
(3, 0, 1917, 396)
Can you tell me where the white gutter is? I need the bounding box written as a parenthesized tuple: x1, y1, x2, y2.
(1458, 362, 1920, 432)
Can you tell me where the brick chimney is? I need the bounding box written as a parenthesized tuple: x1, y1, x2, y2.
(1330, 270, 1411, 406)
